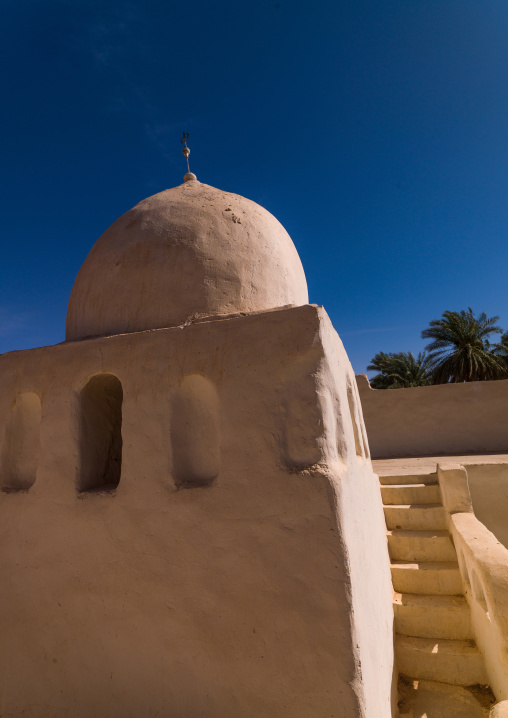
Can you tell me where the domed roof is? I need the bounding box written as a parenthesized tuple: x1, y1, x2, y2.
(65, 178, 308, 341)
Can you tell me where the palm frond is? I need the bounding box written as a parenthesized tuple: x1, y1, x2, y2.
(421, 309, 506, 383)
(368, 351, 432, 389)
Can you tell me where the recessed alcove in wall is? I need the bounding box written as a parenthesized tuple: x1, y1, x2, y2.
(281, 354, 324, 469)
(171, 374, 220, 488)
(0, 391, 42, 492)
(356, 382, 370, 459)
(347, 380, 364, 458)
(79, 373, 123, 492)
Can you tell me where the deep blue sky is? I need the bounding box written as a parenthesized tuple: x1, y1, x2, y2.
(2, 0, 508, 374)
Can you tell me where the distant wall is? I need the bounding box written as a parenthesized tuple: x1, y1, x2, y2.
(356, 374, 508, 459)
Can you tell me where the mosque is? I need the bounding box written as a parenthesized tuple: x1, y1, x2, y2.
(1, 144, 508, 717)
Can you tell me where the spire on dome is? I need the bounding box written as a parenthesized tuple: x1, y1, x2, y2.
(181, 132, 197, 182)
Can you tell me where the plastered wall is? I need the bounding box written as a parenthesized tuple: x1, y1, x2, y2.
(0, 306, 393, 718)
(465, 463, 508, 550)
(356, 374, 508, 459)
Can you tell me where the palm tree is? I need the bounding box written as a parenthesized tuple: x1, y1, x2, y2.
(421, 308, 507, 383)
(367, 351, 432, 389)
(367, 352, 397, 389)
(490, 331, 508, 370)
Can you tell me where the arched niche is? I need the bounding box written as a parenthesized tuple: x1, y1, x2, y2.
(347, 380, 365, 458)
(281, 352, 324, 469)
(79, 373, 123, 492)
(171, 374, 220, 488)
(0, 391, 42, 492)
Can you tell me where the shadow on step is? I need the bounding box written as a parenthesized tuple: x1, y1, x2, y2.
(397, 675, 495, 718)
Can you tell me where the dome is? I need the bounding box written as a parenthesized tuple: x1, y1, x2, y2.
(66, 178, 308, 341)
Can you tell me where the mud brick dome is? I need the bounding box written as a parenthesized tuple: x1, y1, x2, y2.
(65, 178, 309, 340)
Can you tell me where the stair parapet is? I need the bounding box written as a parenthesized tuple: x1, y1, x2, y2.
(437, 463, 508, 702)
(492, 701, 508, 717)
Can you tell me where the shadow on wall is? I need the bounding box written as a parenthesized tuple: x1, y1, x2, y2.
(79, 373, 123, 492)
(0, 391, 42, 492)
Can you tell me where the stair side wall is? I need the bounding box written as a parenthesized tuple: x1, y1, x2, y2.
(438, 464, 508, 701)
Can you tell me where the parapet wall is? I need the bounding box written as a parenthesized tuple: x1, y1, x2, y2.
(356, 374, 508, 459)
(466, 463, 508, 550)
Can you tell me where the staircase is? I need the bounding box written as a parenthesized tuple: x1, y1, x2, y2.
(380, 471, 489, 688)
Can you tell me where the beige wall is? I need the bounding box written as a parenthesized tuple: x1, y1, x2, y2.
(438, 464, 508, 701)
(466, 463, 508, 550)
(0, 305, 394, 718)
(357, 374, 508, 459)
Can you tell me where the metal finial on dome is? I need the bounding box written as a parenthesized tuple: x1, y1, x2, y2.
(181, 132, 197, 182)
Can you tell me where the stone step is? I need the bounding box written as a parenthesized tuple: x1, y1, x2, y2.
(397, 676, 494, 718)
(384, 504, 447, 531)
(394, 593, 472, 640)
(391, 561, 463, 595)
(381, 483, 442, 505)
(387, 529, 456, 562)
(379, 473, 438, 486)
(395, 634, 488, 686)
